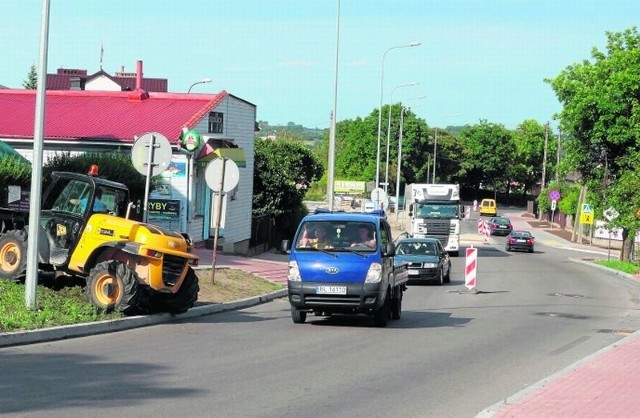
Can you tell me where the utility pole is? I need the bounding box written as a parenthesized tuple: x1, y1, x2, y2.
(539, 122, 549, 220)
(555, 127, 561, 182)
(541, 122, 549, 190)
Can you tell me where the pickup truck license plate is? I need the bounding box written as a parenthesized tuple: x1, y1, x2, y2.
(316, 286, 347, 295)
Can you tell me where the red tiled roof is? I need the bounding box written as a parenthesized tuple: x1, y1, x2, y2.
(0, 89, 228, 144)
(47, 69, 168, 92)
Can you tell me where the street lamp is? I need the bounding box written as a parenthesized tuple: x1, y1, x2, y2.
(384, 82, 418, 194)
(187, 78, 212, 93)
(432, 113, 461, 184)
(375, 41, 421, 202)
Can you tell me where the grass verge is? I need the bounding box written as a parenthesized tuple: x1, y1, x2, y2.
(595, 259, 640, 275)
(1, 268, 284, 334)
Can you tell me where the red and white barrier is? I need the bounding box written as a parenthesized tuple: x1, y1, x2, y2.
(483, 220, 491, 244)
(477, 218, 484, 234)
(465, 206, 471, 218)
(465, 246, 477, 290)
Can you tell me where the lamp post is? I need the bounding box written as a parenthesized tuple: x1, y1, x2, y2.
(394, 97, 425, 222)
(375, 41, 421, 203)
(432, 113, 461, 184)
(327, 0, 340, 211)
(384, 82, 418, 194)
(187, 78, 212, 93)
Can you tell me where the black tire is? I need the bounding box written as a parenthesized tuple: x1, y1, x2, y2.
(444, 263, 451, 283)
(291, 306, 306, 324)
(437, 268, 444, 286)
(505, 245, 511, 252)
(391, 290, 402, 320)
(86, 260, 141, 315)
(373, 293, 390, 327)
(0, 230, 28, 280)
(150, 268, 200, 314)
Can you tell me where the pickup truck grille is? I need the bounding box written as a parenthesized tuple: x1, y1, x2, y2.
(162, 254, 187, 286)
(304, 295, 362, 306)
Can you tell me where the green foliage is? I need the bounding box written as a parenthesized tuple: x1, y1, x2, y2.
(22, 64, 38, 89)
(0, 156, 31, 188)
(258, 120, 326, 142)
(458, 120, 516, 191)
(42, 151, 148, 203)
(0, 281, 121, 332)
(253, 139, 323, 217)
(596, 259, 640, 275)
(536, 181, 581, 215)
(547, 26, 640, 259)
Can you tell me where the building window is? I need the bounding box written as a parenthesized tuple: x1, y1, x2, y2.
(208, 112, 224, 134)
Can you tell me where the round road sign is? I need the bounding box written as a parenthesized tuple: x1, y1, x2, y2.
(205, 157, 240, 193)
(131, 132, 173, 177)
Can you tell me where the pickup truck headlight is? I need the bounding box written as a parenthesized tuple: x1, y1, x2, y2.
(288, 261, 301, 282)
(364, 263, 382, 284)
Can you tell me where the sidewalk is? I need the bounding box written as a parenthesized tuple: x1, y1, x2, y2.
(477, 211, 640, 417)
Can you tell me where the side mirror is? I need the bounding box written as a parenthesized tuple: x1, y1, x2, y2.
(280, 239, 290, 254)
(385, 241, 396, 256)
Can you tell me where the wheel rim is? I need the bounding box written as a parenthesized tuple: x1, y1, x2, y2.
(92, 274, 122, 306)
(0, 242, 20, 272)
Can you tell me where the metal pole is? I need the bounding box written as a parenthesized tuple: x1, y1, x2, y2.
(327, 0, 340, 211)
(395, 107, 405, 223)
(385, 82, 417, 193)
(432, 127, 438, 184)
(25, 0, 51, 309)
(211, 158, 227, 284)
(142, 135, 157, 223)
(375, 42, 421, 195)
(539, 122, 549, 220)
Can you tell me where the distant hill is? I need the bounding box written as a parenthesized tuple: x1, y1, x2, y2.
(257, 121, 327, 142)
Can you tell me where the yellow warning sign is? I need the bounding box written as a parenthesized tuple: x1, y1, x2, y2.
(580, 212, 594, 225)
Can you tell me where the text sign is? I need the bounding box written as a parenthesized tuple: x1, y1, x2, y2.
(148, 199, 181, 218)
(603, 207, 619, 222)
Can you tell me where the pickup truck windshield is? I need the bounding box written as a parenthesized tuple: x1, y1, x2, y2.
(295, 220, 377, 252)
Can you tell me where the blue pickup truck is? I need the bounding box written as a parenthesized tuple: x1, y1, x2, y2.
(283, 210, 408, 327)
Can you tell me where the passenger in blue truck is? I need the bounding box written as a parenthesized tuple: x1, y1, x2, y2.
(299, 223, 333, 250)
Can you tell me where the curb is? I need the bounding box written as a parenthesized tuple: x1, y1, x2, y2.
(0, 288, 288, 348)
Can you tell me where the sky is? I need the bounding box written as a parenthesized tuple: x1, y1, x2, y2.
(2, 1, 640, 131)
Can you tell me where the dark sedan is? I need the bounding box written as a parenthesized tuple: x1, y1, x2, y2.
(487, 216, 513, 236)
(395, 238, 451, 285)
(505, 230, 535, 253)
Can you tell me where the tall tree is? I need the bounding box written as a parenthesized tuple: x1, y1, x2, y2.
(547, 27, 640, 260)
(511, 119, 547, 200)
(23, 64, 37, 89)
(458, 120, 516, 195)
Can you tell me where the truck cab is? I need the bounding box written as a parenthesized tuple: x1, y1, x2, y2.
(283, 210, 407, 327)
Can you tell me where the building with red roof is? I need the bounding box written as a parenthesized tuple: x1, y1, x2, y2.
(0, 63, 256, 253)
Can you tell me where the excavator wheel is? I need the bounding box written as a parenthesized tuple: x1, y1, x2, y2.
(0, 230, 28, 280)
(148, 268, 199, 314)
(86, 260, 142, 315)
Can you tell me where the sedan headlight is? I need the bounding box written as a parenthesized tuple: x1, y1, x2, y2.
(423, 262, 438, 268)
(288, 261, 301, 281)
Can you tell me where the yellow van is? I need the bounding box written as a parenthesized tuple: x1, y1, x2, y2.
(479, 198, 497, 216)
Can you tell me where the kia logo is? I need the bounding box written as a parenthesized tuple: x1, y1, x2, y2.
(326, 267, 339, 274)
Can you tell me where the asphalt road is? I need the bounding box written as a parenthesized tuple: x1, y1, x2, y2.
(2, 209, 640, 417)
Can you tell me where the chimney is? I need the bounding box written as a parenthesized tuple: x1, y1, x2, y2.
(136, 60, 143, 90)
(127, 60, 149, 101)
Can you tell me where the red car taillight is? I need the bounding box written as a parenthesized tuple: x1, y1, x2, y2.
(508, 237, 516, 243)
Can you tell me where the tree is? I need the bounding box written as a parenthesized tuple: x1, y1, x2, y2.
(512, 120, 546, 201)
(23, 64, 37, 89)
(457, 120, 516, 196)
(547, 27, 640, 260)
(253, 139, 324, 241)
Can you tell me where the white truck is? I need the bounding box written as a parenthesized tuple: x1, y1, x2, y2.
(404, 183, 464, 256)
